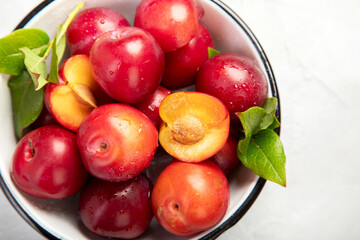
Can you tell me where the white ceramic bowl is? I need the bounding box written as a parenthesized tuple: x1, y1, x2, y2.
(0, 0, 280, 239)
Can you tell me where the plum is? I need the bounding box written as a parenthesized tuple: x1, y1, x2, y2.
(90, 27, 164, 104)
(79, 174, 153, 239)
(66, 7, 129, 55)
(196, 52, 268, 125)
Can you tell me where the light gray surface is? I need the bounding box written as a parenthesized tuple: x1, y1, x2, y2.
(1, 0, 360, 239)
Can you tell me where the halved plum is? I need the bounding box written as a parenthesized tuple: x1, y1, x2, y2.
(158, 92, 230, 162)
(44, 55, 100, 132)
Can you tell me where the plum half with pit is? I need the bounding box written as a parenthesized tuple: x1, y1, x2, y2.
(44, 54, 101, 132)
(158, 92, 230, 162)
(196, 52, 268, 124)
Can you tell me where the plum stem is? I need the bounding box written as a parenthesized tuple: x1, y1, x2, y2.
(173, 203, 180, 211)
(100, 142, 108, 151)
(28, 138, 35, 157)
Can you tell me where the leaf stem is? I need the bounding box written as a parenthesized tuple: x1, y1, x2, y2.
(56, 2, 84, 46)
(43, 39, 54, 59)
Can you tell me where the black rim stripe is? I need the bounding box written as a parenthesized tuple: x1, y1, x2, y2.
(0, 0, 280, 239)
(15, 0, 54, 30)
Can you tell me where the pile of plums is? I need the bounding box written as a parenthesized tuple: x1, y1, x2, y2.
(10, 0, 269, 238)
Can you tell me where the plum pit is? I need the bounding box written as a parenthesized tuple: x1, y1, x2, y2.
(170, 115, 205, 145)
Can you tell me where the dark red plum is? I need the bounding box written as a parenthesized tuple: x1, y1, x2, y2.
(31, 106, 58, 129)
(90, 27, 165, 104)
(133, 85, 172, 129)
(79, 174, 153, 239)
(11, 125, 89, 199)
(134, 0, 199, 52)
(196, 52, 268, 124)
(209, 134, 240, 174)
(66, 7, 130, 55)
(161, 24, 214, 89)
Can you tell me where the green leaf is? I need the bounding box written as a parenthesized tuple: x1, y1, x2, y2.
(236, 97, 286, 186)
(269, 116, 280, 130)
(20, 47, 48, 90)
(0, 28, 49, 75)
(1, 45, 49, 75)
(237, 107, 267, 154)
(32, 45, 50, 57)
(48, 24, 65, 83)
(208, 47, 220, 58)
(8, 71, 44, 139)
(37, 1, 84, 85)
(261, 97, 279, 129)
(236, 98, 280, 155)
(237, 129, 286, 187)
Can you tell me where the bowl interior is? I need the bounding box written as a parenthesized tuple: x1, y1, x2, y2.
(0, 0, 275, 239)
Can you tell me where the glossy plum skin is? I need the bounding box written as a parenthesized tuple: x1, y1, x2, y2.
(209, 134, 240, 174)
(161, 24, 214, 89)
(134, 0, 199, 52)
(77, 104, 158, 182)
(66, 7, 130, 55)
(90, 27, 165, 104)
(133, 85, 172, 129)
(79, 174, 153, 239)
(11, 125, 89, 199)
(151, 160, 230, 236)
(196, 52, 268, 124)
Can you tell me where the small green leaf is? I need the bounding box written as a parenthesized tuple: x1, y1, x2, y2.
(2, 45, 49, 75)
(261, 97, 278, 129)
(63, 2, 85, 32)
(269, 116, 280, 130)
(47, 44, 58, 83)
(237, 129, 286, 186)
(48, 25, 65, 83)
(208, 47, 220, 59)
(20, 47, 48, 90)
(47, 1, 84, 84)
(237, 107, 267, 155)
(236, 98, 280, 155)
(0, 53, 26, 76)
(236, 97, 286, 186)
(0, 28, 49, 75)
(32, 45, 49, 57)
(8, 71, 44, 139)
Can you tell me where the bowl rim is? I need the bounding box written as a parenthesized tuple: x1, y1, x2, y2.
(0, 0, 280, 239)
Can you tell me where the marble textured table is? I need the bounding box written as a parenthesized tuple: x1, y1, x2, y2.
(1, 0, 360, 239)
